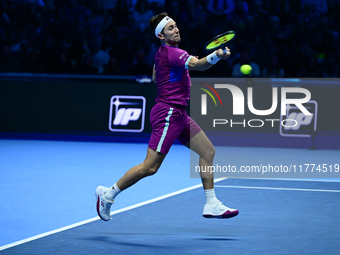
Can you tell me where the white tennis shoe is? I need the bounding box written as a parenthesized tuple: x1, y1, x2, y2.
(95, 186, 113, 221)
(203, 201, 239, 219)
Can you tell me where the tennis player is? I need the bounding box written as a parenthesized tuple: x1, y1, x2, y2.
(96, 12, 239, 221)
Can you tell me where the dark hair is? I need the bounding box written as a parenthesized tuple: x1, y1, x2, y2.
(149, 12, 168, 35)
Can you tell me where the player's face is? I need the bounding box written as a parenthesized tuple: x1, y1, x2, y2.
(162, 20, 181, 46)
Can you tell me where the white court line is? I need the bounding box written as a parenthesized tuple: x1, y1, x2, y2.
(0, 178, 227, 251)
(215, 185, 340, 193)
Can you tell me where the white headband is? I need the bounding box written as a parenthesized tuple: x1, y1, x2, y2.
(155, 16, 173, 38)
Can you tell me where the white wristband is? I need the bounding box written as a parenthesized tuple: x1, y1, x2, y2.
(206, 51, 220, 65)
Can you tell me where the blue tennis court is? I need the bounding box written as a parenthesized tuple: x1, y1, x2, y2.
(1, 139, 340, 254)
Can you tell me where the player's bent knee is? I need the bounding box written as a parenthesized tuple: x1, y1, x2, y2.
(203, 146, 215, 161)
(211, 146, 216, 157)
(146, 166, 159, 176)
(210, 146, 216, 160)
(140, 162, 159, 176)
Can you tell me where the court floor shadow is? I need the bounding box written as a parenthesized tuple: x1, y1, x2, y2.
(197, 237, 237, 241)
(81, 235, 169, 248)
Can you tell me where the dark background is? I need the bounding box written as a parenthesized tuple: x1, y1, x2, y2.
(0, 0, 339, 149)
(1, 76, 339, 149)
(0, 0, 339, 78)
(0, 76, 157, 140)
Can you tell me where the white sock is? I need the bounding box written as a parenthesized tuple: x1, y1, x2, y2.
(104, 183, 121, 202)
(205, 189, 219, 205)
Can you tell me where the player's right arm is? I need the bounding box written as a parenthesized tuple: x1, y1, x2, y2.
(188, 56, 214, 72)
(188, 47, 231, 72)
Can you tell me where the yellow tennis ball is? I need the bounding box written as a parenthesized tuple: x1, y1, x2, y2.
(240, 64, 252, 75)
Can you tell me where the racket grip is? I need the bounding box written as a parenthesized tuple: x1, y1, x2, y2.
(222, 48, 227, 54)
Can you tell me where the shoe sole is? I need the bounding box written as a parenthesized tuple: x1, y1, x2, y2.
(203, 210, 239, 219)
(95, 187, 110, 221)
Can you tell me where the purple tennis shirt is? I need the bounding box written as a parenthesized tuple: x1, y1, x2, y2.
(154, 44, 193, 106)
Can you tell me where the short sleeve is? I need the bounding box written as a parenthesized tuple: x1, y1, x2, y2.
(168, 47, 192, 69)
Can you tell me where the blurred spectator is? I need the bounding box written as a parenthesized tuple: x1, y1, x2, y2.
(87, 39, 110, 74)
(233, 0, 248, 22)
(112, 0, 133, 27)
(77, 53, 99, 74)
(101, 32, 115, 53)
(133, 0, 154, 32)
(128, 50, 152, 76)
(0, 25, 7, 44)
(265, 15, 282, 40)
(251, 36, 268, 69)
(289, 17, 311, 49)
(115, 39, 135, 74)
(251, 0, 270, 29)
(184, 0, 198, 22)
(327, 0, 340, 24)
(206, 0, 235, 22)
(64, 0, 90, 22)
(322, 54, 339, 77)
(40, 38, 56, 73)
(0, 0, 338, 78)
(0, 45, 21, 72)
(191, 0, 208, 28)
(164, 0, 181, 22)
(310, 31, 328, 64)
(278, 0, 296, 26)
(141, 36, 157, 66)
(21, 50, 45, 73)
(262, 55, 285, 78)
(53, 52, 75, 74)
(287, 0, 303, 17)
(336, 47, 340, 67)
(232, 51, 261, 77)
(298, 56, 322, 77)
(279, 43, 301, 77)
(103, 57, 120, 75)
(0, 1, 10, 23)
(88, 2, 105, 38)
(102, 0, 117, 10)
(300, 3, 321, 31)
(68, 41, 86, 71)
(303, 0, 328, 14)
(44, 0, 55, 11)
(11, 40, 32, 64)
(237, 15, 261, 45)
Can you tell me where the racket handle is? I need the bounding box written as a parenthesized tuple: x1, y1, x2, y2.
(222, 48, 227, 54)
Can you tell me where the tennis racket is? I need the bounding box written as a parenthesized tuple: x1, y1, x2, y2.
(205, 30, 235, 54)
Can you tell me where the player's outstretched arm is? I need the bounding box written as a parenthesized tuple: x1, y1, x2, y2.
(188, 47, 231, 72)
